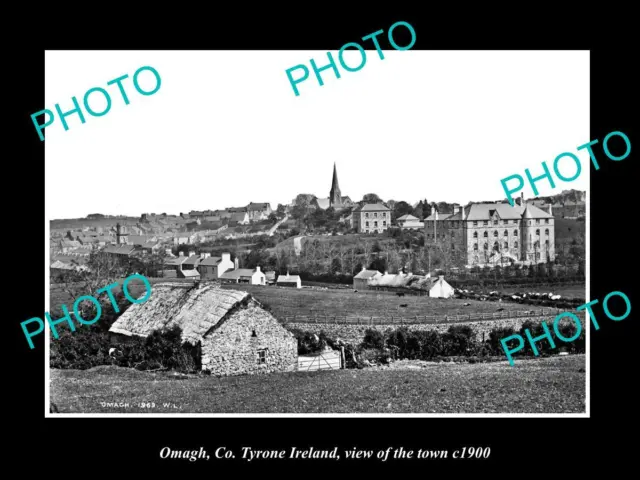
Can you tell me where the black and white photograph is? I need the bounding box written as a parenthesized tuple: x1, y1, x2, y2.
(44, 49, 590, 416)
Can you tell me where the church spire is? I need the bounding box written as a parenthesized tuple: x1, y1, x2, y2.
(329, 162, 341, 207)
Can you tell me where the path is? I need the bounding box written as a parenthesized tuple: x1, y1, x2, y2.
(267, 214, 289, 236)
(293, 235, 305, 256)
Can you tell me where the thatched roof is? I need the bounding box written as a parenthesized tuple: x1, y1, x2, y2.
(109, 282, 252, 345)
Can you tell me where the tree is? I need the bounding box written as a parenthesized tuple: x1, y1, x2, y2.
(268, 213, 278, 224)
(55, 252, 129, 312)
(393, 201, 413, 220)
(362, 193, 381, 204)
(276, 204, 287, 218)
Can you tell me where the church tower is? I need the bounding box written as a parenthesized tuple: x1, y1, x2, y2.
(329, 162, 342, 208)
(116, 222, 129, 245)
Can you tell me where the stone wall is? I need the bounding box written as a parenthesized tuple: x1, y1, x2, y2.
(285, 314, 586, 345)
(202, 303, 298, 376)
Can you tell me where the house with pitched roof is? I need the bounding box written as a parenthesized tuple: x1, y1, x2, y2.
(353, 267, 382, 290)
(396, 214, 424, 230)
(352, 203, 391, 233)
(246, 202, 272, 222)
(424, 193, 555, 266)
(198, 253, 235, 280)
(220, 266, 266, 285)
(108, 283, 297, 376)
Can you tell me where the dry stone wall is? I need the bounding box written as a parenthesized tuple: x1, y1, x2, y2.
(286, 314, 587, 345)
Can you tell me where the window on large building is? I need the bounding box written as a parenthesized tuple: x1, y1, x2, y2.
(494, 220, 498, 225)
(383, 221, 387, 226)
(545, 218, 549, 224)
(374, 213, 378, 218)
(504, 230, 508, 236)
(545, 240, 550, 247)
(365, 213, 369, 218)
(451, 231, 455, 238)
(493, 241, 499, 251)
(473, 232, 478, 238)
(374, 221, 378, 227)
(536, 229, 540, 236)
(483, 232, 488, 238)
(545, 228, 549, 236)
(535, 219, 540, 224)
(484, 243, 488, 250)
(483, 221, 488, 226)
(383, 212, 386, 217)
(366, 221, 369, 227)
(473, 221, 478, 226)
(504, 241, 508, 249)
(451, 243, 455, 250)
(514, 240, 518, 249)
(474, 243, 478, 251)
(513, 229, 518, 236)
(494, 231, 498, 237)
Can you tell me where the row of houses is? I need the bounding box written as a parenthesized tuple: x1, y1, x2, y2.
(353, 266, 454, 298)
(164, 252, 303, 288)
(184, 202, 272, 223)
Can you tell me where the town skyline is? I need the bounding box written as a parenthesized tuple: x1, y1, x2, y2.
(46, 50, 589, 219)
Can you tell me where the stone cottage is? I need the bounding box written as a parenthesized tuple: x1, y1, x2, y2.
(108, 282, 298, 376)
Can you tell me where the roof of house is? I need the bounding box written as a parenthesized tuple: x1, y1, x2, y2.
(354, 269, 382, 279)
(397, 214, 419, 221)
(247, 202, 270, 211)
(277, 274, 301, 282)
(230, 212, 248, 222)
(220, 269, 259, 279)
(182, 255, 201, 266)
(425, 202, 553, 221)
(357, 203, 391, 212)
(165, 256, 190, 266)
(128, 235, 156, 246)
(181, 269, 200, 278)
(199, 256, 222, 266)
(103, 245, 136, 255)
(109, 283, 257, 345)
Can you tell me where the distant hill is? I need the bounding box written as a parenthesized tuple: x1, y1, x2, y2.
(532, 189, 586, 205)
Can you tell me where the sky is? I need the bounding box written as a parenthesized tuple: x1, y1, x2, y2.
(45, 50, 589, 219)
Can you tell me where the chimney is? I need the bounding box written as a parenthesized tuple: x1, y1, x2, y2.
(287, 270, 290, 277)
(361, 266, 366, 272)
(547, 204, 553, 215)
(431, 206, 435, 216)
(453, 205, 460, 215)
(188, 250, 195, 257)
(222, 252, 231, 262)
(256, 266, 261, 272)
(384, 271, 388, 275)
(439, 275, 444, 280)
(202, 252, 210, 259)
(234, 257, 239, 270)
(179, 251, 184, 256)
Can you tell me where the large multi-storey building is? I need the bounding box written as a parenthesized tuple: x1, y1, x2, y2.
(424, 197, 555, 266)
(352, 203, 391, 234)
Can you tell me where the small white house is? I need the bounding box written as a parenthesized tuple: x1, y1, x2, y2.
(277, 272, 302, 288)
(396, 214, 424, 230)
(220, 266, 266, 285)
(429, 275, 455, 298)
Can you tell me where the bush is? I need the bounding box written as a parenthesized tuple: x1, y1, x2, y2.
(488, 326, 516, 355)
(50, 325, 199, 373)
(386, 327, 421, 359)
(362, 328, 385, 349)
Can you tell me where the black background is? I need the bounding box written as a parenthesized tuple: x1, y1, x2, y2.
(10, 7, 635, 475)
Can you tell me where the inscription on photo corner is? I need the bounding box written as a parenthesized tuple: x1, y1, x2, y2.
(99, 401, 180, 410)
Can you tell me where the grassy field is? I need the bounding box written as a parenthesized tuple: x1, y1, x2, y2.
(220, 284, 551, 321)
(49, 355, 585, 413)
(271, 233, 396, 252)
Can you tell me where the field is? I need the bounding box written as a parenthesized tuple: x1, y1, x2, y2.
(49, 355, 586, 413)
(221, 284, 553, 323)
(271, 233, 396, 252)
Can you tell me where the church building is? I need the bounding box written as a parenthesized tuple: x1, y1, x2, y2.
(313, 163, 353, 210)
